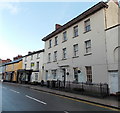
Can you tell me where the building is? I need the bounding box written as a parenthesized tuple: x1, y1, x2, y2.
(42, 0, 119, 94)
(21, 49, 44, 83)
(0, 59, 12, 81)
(4, 58, 22, 82)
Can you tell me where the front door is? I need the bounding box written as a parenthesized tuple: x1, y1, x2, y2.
(62, 69, 66, 87)
(109, 71, 118, 94)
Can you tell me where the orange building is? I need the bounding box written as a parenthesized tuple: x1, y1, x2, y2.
(5, 59, 22, 82)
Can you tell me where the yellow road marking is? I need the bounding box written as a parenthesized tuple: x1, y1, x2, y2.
(33, 89, 120, 111)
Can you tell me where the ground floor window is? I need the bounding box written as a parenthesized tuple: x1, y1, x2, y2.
(85, 66, 92, 83)
(51, 70, 57, 79)
(35, 73, 38, 81)
(74, 68, 78, 82)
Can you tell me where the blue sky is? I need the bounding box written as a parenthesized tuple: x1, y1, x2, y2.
(0, 2, 97, 60)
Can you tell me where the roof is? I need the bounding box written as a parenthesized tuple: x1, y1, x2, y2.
(42, 1, 108, 41)
(23, 49, 44, 57)
(5, 58, 22, 65)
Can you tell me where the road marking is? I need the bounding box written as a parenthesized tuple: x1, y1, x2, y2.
(10, 89, 20, 94)
(25, 95, 47, 105)
(34, 90, 120, 111)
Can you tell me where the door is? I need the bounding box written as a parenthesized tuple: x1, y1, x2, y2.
(109, 71, 118, 94)
(46, 71, 48, 81)
(62, 69, 66, 87)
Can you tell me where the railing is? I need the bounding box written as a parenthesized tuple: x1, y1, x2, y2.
(46, 80, 109, 98)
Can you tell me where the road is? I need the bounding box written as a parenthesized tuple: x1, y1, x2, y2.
(0, 82, 118, 112)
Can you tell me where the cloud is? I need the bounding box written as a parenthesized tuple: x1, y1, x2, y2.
(0, 3, 19, 14)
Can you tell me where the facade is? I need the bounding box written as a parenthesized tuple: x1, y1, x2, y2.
(22, 49, 44, 83)
(0, 59, 12, 81)
(42, 1, 119, 94)
(4, 58, 22, 82)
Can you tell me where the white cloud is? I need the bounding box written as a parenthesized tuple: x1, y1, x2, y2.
(0, 3, 19, 14)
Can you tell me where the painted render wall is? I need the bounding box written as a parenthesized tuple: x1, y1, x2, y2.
(23, 51, 44, 83)
(43, 8, 108, 84)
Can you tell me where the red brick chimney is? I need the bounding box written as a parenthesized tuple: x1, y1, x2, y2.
(55, 24, 62, 30)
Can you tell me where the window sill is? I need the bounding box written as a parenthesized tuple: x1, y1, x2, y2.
(62, 40, 67, 43)
(73, 35, 79, 38)
(54, 44, 58, 46)
(84, 53, 92, 56)
(47, 62, 51, 64)
(72, 56, 79, 58)
(48, 47, 52, 49)
(84, 29, 91, 34)
(62, 58, 67, 60)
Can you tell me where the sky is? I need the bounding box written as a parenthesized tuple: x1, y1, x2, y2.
(0, 1, 101, 60)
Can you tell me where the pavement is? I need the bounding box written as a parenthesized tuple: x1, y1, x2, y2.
(3, 82, 120, 110)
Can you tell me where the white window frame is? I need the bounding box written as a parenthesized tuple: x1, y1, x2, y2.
(63, 48, 67, 59)
(63, 31, 67, 42)
(73, 25, 78, 37)
(73, 44, 78, 57)
(86, 66, 92, 83)
(85, 40, 91, 53)
(48, 53, 51, 62)
(55, 36, 58, 46)
(85, 19, 91, 32)
(51, 70, 57, 79)
(54, 51, 57, 61)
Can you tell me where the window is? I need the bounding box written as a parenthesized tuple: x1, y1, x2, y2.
(63, 48, 67, 59)
(63, 31, 67, 42)
(25, 57, 27, 62)
(48, 53, 51, 62)
(36, 62, 39, 70)
(37, 53, 40, 59)
(55, 36, 58, 46)
(73, 44, 78, 57)
(86, 66, 92, 83)
(35, 73, 38, 81)
(31, 62, 34, 68)
(73, 26, 78, 37)
(31, 55, 33, 60)
(51, 70, 57, 79)
(54, 51, 57, 61)
(74, 68, 78, 82)
(25, 64, 27, 69)
(85, 19, 91, 32)
(85, 40, 91, 53)
(49, 39, 52, 48)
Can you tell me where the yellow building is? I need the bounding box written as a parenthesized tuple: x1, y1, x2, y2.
(5, 59, 22, 82)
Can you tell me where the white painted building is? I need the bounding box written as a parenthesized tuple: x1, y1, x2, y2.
(22, 49, 44, 83)
(42, 1, 120, 94)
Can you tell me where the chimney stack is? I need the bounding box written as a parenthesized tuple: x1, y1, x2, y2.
(55, 24, 62, 30)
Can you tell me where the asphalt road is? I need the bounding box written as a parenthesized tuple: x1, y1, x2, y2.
(0, 82, 117, 112)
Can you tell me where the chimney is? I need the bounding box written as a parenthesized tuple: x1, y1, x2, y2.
(28, 51, 32, 55)
(55, 24, 62, 30)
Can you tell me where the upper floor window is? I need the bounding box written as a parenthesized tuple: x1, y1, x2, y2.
(86, 66, 92, 83)
(31, 55, 33, 60)
(25, 57, 27, 62)
(73, 25, 78, 37)
(84, 19, 91, 32)
(48, 53, 51, 62)
(63, 48, 67, 59)
(37, 53, 40, 59)
(25, 64, 27, 69)
(54, 51, 57, 62)
(36, 62, 39, 70)
(49, 39, 52, 48)
(73, 44, 78, 57)
(31, 62, 34, 68)
(51, 70, 57, 79)
(55, 36, 58, 46)
(63, 31, 67, 42)
(85, 40, 91, 54)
